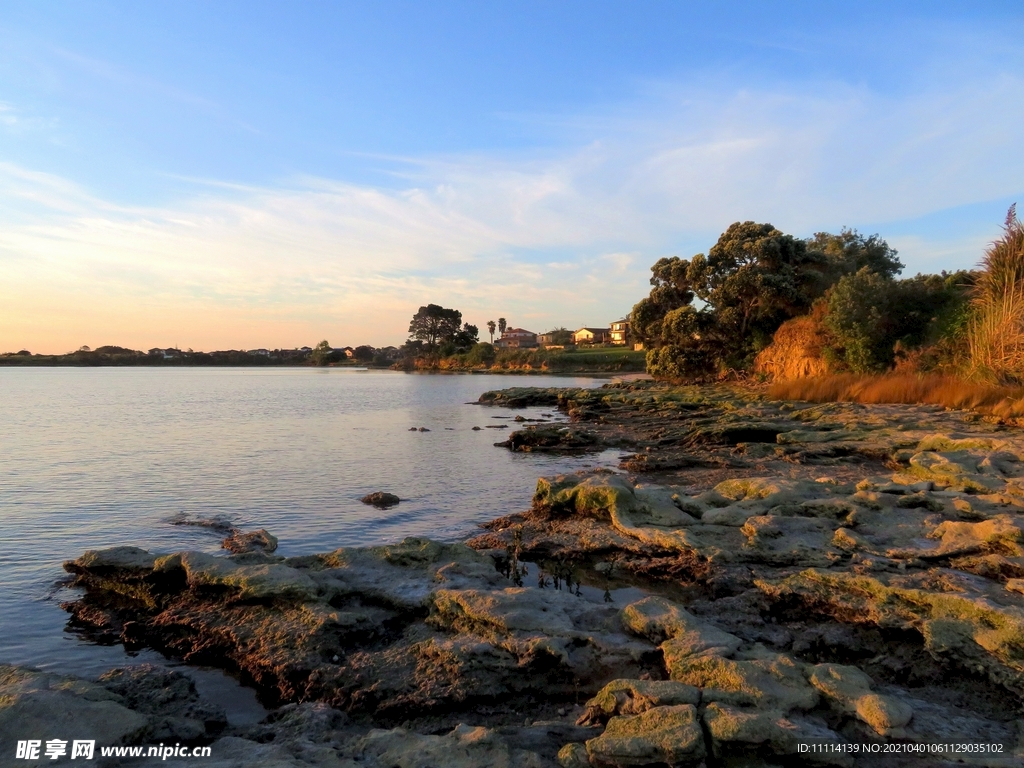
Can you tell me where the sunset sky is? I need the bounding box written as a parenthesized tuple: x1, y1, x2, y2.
(1, 1, 1023, 353)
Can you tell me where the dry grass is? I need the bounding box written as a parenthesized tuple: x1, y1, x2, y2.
(769, 373, 1024, 420)
(753, 315, 830, 380)
(967, 207, 1024, 382)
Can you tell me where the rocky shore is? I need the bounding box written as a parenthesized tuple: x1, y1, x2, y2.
(9, 381, 1024, 766)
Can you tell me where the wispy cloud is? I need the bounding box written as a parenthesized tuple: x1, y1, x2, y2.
(1, 71, 1021, 352)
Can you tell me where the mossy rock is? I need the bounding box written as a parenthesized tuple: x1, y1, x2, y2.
(585, 704, 705, 766)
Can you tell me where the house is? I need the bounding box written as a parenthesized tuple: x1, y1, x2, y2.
(299, 346, 312, 353)
(339, 346, 355, 359)
(609, 319, 630, 346)
(251, 348, 270, 356)
(495, 328, 538, 349)
(573, 327, 610, 345)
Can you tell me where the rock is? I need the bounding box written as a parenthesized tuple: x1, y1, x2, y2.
(352, 724, 547, 767)
(668, 650, 819, 712)
(418, 427, 430, 432)
(807, 663, 912, 735)
(99, 665, 227, 741)
(557, 742, 591, 768)
(585, 704, 705, 767)
(361, 492, 401, 509)
(576, 678, 700, 726)
(169, 513, 237, 533)
(854, 693, 914, 734)
(621, 596, 742, 659)
(703, 703, 850, 765)
(0, 665, 149, 748)
(223, 528, 279, 554)
(499, 426, 600, 453)
(928, 515, 1024, 557)
(67, 546, 158, 573)
(759, 569, 1024, 687)
(179, 551, 318, 600)
(740, 515, 837, 567)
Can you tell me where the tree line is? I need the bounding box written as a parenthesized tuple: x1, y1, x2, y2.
(631, 220, 975, 380)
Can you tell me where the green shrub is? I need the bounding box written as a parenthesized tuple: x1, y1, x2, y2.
(822, 269, 972, 373)
(463, 342, 496, 366)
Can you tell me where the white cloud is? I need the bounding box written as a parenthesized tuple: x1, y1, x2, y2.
(1, 71, 1022, 352)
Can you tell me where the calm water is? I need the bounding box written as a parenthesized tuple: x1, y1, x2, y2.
(0, 367, 615, 707)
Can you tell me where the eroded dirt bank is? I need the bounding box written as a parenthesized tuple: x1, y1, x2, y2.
(17, 381, 1024, 766)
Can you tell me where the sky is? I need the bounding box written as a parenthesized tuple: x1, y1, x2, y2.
(1, 1, 1023, 353)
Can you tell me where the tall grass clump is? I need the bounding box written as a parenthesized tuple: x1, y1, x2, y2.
(968, 205, 1024, 383)
(753, 315, 830, 380)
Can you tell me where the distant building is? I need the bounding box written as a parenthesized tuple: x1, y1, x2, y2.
(496, 328, 538, 349)
(537, 333, 559, 346)
(299, 346, 312, 353)
(609, 319, 630, 346)
(573, 327, 610, 345)
(251, 348, 270, 356)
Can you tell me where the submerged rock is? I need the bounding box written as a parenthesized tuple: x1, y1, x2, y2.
(497, 425, 600, 453)
(361, 492, 401, 509)
(222, 528, 279, 554)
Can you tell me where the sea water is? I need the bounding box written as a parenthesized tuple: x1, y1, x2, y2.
(0, 367, 616, 718)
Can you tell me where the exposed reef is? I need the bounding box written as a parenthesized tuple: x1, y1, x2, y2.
(46, 382, 1024, 766)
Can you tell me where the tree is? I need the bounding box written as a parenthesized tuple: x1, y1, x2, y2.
(452, 323, 479, 351)
(497, 318, 507, 336)
(632, 221, 831, 378)
(487, 320, 496, 343)
(408, 304, 463, 352)
(353, 345, 375, 362)
(310, 339, 332, 366)
(689, 221, 827, 359)
(542, 328, 574, 345)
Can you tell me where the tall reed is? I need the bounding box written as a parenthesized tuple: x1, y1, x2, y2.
(967, 205, 1024, 382)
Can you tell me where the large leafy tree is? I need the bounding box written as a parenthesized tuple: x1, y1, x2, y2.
(408, 304, 464, 352)
(633, 221, 830, 376)
(690, 221, 827, 353)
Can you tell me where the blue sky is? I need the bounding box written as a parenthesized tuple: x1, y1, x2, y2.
(1, 1, 1022, 352)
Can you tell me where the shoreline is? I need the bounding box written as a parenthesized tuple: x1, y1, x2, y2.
(8, 380, 1024, 766)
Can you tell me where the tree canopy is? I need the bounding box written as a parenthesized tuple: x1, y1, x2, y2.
(407, 305, 478, 357)
(408, 304, 463, 350)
